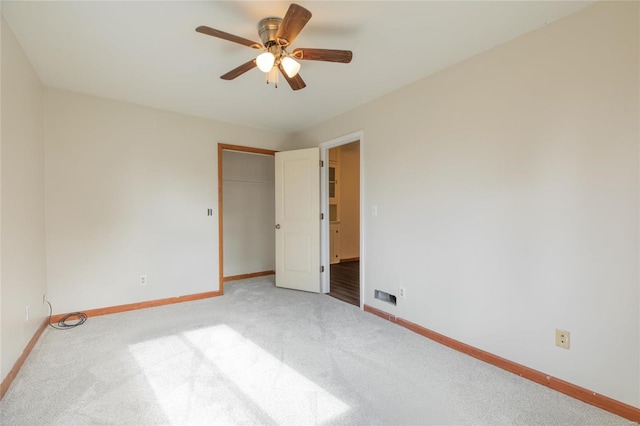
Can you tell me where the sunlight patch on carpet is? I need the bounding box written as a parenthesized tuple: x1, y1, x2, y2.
(129, 324, 349, 424)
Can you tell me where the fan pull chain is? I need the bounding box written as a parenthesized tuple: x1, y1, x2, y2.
(265, 67, 279, 88)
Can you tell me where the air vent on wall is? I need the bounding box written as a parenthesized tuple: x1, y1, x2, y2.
(374, 290, 397, 306)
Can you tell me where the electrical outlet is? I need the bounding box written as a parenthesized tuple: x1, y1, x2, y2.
(555, 329, 570, 349)
(399, 287, 406, 298)
(140, 275, 147, 286)
(25, 305, 30, 321)
(42, 293, 46, 304)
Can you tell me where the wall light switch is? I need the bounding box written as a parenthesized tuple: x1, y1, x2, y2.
(371, 205, 378, 217)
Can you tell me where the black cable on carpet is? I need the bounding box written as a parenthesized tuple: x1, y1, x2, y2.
(47, 301, 87, 330)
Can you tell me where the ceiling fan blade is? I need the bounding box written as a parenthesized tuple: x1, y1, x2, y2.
(221, 60, 257, 80)
(196, 26, 262, 49)
(279, 64, 306, 90)
(292, 48, 352, 63)
(275, 3, 312, 47)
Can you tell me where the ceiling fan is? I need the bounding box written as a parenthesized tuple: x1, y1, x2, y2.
(196, 3, 353, 90)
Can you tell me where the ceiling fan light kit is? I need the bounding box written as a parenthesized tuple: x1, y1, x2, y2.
(281, 56, 301, 78)
(196, 3, 352, 90)
(256, 52, 276, 73)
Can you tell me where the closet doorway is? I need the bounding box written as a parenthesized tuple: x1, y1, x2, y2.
(217, 144, 276, 294)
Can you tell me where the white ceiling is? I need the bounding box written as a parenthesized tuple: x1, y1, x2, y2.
(2, 1, 592, 133)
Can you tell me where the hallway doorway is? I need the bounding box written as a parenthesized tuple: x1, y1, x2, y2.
(325, 140, 361, 307)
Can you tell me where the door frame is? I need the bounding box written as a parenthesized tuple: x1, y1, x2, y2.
(319, 131, 365, 308)
(217, 143, 277, 295)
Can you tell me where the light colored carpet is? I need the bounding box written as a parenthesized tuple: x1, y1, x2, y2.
(0, 276, 633, 425)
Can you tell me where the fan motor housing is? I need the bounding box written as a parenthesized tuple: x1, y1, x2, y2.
(258, 17, 282, 46)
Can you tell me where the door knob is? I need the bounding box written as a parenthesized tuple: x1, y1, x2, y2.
(275, 224, 281, 229)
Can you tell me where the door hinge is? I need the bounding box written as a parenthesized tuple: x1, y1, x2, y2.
(320, 160, 324, 167)
(321, 213, 324, 220)
(321, 265, 325, 273)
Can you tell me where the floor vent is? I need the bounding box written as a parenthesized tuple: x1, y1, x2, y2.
(374, 290, 397, 306)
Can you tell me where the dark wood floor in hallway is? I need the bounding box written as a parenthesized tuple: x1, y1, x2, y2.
(329, 260, 359, 307)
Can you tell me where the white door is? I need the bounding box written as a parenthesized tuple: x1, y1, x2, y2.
(275, 147, 320, 292)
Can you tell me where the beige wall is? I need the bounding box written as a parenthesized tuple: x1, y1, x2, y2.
(292, 2, 640, 407)
(1, 17, 47, 382)
(339, 142, 360, 260)
(44, 88, 289, 314)
(222, 150, 275, 276)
